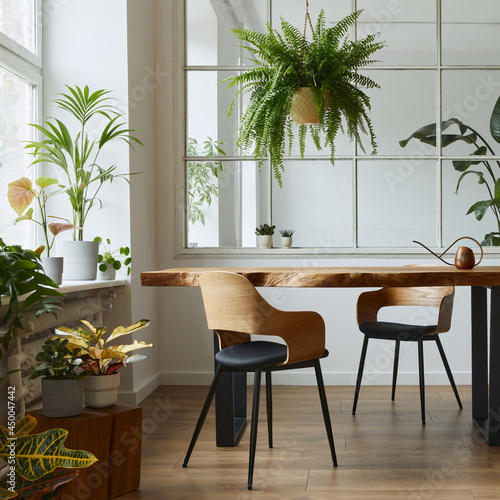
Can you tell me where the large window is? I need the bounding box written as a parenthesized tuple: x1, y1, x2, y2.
(184, 0, 500, 252)
(0, 0, 41, 248)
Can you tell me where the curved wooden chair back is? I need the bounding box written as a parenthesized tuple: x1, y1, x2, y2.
(357, 285, 455, 335)
(199, 271, 325, 365)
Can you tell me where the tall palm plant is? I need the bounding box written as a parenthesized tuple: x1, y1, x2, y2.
(25, 85, 143, 241)
(224, 9, 384, 186)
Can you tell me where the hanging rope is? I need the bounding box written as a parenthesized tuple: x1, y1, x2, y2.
(302, 0, 315, 38)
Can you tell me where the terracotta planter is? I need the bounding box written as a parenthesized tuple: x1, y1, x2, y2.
(42, 379, 83, 417)
(289, 87, 330, 125)
(84, 372, 120, 408)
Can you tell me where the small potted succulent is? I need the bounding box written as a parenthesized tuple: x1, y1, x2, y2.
(93, 237, 132, 280)
(29, 336, 87, 417)
(55, 319, 152, 408)
(279, 229, 295, 249)
(7, 176, 75, 284)
(255, 224, 276, 249)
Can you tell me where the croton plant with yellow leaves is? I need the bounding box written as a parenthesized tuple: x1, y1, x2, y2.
(55, 319, 153, 375)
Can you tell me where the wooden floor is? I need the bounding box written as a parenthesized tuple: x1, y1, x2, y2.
(120, 384, 500, 499)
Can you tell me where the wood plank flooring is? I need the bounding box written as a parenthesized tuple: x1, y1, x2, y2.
(119, 384, 500, 499)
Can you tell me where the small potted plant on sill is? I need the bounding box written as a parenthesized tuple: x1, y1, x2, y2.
(55, 319, 152, 408)
(222, 8, 384, 187)
(255, 224, 276, 249)
(93, 237, 132, 280)
(24, 85, 143, 280)
(7, 176, 76, 284)
(29, 336, 87, 417)
(279, 229, 295, 249)
(0, 238, 63, 359)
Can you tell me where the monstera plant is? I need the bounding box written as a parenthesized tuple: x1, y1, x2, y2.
(223, 9, 384, 186)
(400, 96, 500, 245)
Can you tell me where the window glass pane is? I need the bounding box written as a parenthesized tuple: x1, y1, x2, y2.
(358, 0, 436, 66)
(363, 70, 436, 156)
(442, 0, 500, 65)
(442, 70, 500, 157)
(0, 0, 36, 52)
(357, 160, 437, 247)
(442, 161, 496, 245)
(0, 67, 35, 247)
(272, 160, 353, 247)
(187, 160, 258, 248)
(187, 0, 267, 67)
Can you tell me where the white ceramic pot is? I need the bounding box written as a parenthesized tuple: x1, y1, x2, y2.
(97, 266, 116, 280)
(84, 372, 120, 408)
(257, 235, 273, 249)
(56, 240, 99, 281)
(281, 236, 293, 249)
(41, 256, 64, 285)
(42, 378, 83, 417)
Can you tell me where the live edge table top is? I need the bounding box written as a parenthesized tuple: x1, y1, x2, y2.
(140, 266, 500, 289)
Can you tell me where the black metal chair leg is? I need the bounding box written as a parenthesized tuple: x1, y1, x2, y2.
(265, 370, 273, 448)
(183, 364, 224, 467)
(248, 368, 262, 490)
(418, 336, 426, 425)
(391, 340, 400, 401)
(435, 336, 463, 409)
(314, 359, 338, 467)
(353, 336, 369, 415)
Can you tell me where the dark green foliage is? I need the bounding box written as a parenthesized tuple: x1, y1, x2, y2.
(29, 337, 85, 380)
(0, 239, 63, 358)
(400, 97, 500, 246)
(255, 224, 276, 236)
(223, 10, 384, 186)
(94, 237, 132, 276)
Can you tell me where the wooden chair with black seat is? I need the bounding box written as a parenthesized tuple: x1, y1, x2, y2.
(182, 271, 338, 490)
(352, 285, 463, 425)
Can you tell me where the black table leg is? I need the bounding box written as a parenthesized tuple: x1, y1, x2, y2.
(472, 286, 500, 445)
(213, 332, 247, 447)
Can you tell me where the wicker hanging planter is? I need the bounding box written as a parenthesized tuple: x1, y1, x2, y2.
(290, 87, 330, 125)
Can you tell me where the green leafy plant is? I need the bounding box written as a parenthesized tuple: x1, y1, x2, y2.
(255, 224, 276, 236)
(400, 97, 500, 245)
(55, 319, 153, 375)
(279, 229, 295, 237)
(24, 85, 143, 241)
(0, 415, 97, 499)
(223, 9, 384, 186)
(93, 237, 132, 276)
(7, 176, 75, 256)
(187, 137, 225, 225)
(29, 337, 86, 380)
(0, 238, 63, 358)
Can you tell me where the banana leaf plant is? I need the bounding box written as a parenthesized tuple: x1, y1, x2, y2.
(400, 96, 500, 245)
(24, 85, 143, 241)
(0, 415, 97, 499)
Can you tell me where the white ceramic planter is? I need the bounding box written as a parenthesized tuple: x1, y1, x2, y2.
(84, 372, 120, 408)
(97, 266, 117, 280)
(42, 378, 83, 417)
(257, 235, 273, 249)
(281, 236, 293, 249)
(56, 240, 99, 281)
(41, 256, 64, 285)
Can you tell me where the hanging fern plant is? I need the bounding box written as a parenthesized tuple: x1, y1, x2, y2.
(223, 8, 385, 187)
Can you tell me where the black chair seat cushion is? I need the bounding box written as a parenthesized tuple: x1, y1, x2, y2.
(359, 321, 437, 341)
(215, 341, 328, 369)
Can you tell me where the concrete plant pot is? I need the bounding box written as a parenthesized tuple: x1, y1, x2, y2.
(42, 378, 84, 417)
(56, 240, 99, 281)
(41, 256, 64, 285)
(84, 372, 120, 408)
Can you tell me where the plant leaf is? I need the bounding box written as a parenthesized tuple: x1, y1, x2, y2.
(48, 222, 76, 236)
(35, 177, 59, 189)
(7, 177, 35, 216)
(107, 319, 150, 342)
(490, 95, 500, 143)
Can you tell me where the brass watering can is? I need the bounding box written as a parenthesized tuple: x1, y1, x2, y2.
(413, 237, 484, 269)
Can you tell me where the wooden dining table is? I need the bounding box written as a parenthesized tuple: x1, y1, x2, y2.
(141, 265, 500, 446)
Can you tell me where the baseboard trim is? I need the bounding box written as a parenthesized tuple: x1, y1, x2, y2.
(117, 373, 161, 405)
